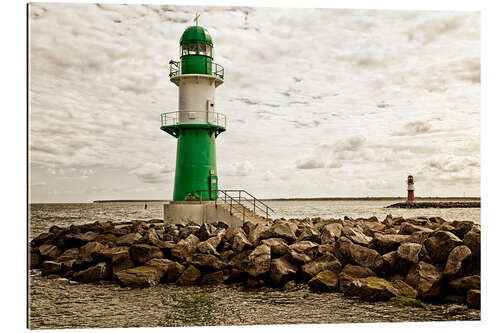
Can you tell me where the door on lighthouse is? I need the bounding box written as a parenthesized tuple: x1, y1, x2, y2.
(209, 172, 218, 200)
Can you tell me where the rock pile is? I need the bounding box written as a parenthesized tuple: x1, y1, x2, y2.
(29, 215, 481, 309)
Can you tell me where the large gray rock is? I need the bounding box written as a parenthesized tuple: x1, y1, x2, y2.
(248, 224, 272, 245)
(176, 264, 201, 285)
(232, 231, 253, 252)
(115, 266, 163, 287)
(270, 223, 297, 243)
(63, 231, 98, 247)
(261, 238, 289, 257)
(348, 277, 401, 301)
(400, 223, 433, 235)
(308, 270, 339, 292)
(297, 226, 321, 243)
(39, 244, 62, 260)
(115, 233, 142, 246)
(466, 289, 480, 309)
(41, 261, 62, 276)
(56, 248, 80, 262)
(302, 254, 342, 279)
(320, 223, 343, 244)
(463, 230, 480, 257)
(372, 233, 410, 254)
(342, 226, 372, 246)
(73, 262, 110, 283)
(190, 253, 226, 271)
(146, 258, 185, 282)
(31, 232, 56, 247)
(396, 243, 422, 264)
(197, 235, 222, 255)
(289, 241, 319, 258)
(406, 261, 443, 299)
(129, 244, 163, 265)
(79, 241, 107, 261)
(424, 231, 462, 263)
(200, 270, 230, 285)
(340, 264, 375, 278)
(269, 256, 298, 285)
(449, 275, 481, 295)
(349, 243, 383, 271)
(357, 220, 386, 237)
(451, 220, 475, 239)
(444, 245, 472, 278)
(171, 234, 200, 261)
(232, 244, 271, 278)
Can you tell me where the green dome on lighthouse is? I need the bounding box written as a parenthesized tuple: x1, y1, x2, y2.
(180, 26, 213, 46)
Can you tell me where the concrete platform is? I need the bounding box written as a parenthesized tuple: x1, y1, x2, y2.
(164, 201, 244, 226)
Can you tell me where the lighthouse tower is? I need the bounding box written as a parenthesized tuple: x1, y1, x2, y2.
(161, 21, 227, 223)
(407, 175, 415, 202)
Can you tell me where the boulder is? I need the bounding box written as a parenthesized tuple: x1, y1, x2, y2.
(372, 233, 410, 254)
(308, 270, 339, 292)
(392, 279, 418, 299)
(320, 223, 343, 244)
(56, 248, 80, 262)
(200, 270, 230, 285)
(176, 264, 201, 285)
(349, 243, 383, 271)
(146, 258, 185, 283)
(64, 231, 98, 248)
(91, 246, 129, 264)
(396, 243, 422, 265)
(302, 254, 342, 279)
(115, 233, 142, 246)
(30, 251, 40, 269)
(190, 253, 226, 271)
(31, 232, 56, 247)
(112, 257, 135, 275)
(224, 225, 243, 243)
(449, 275, 481, 295)
(340, 264, 375, 278)
(466, 289, 480, 309)
(232, 231, 253, 252)
(270, 223, 297, 243)
(178, 225, 200, 240)
(248, 224, 272, 245)
(405, 231, 432, 245)
(289, 241, 319, 258)
(451, 220, 475, 239)
(269, 256, 298, 285)
(406, 261, 443, 299)
(129, 244, 163, 265)
(195, 223, 213, 242)
(463, 230, 480, 257)
(400, 223, 433, 235)
(170, 234, 200, 261)
(115, 266, 163, 287)
(297, 226, 321, 243)
(39, 244, 62, 260)
(234, 244, 271, 278)
(381, 251, 397, 275)
(342, 226, 372, 246)
(261, 238, 289, 257)
(196, 236, 221, 255)
(94, 233, 116, 247)
(357, 220, 386, 237)
(424, 231, 462, 263)
(73, 263, 110, 283)
(444, 245, 472, 278)
(41, 261, 62, 276)
(349, 277, 400, 301)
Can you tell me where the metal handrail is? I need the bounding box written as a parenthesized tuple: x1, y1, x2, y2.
(195, 189, 275, 223)
(169, 60, 224, 80)
(161, 111, 226, 128)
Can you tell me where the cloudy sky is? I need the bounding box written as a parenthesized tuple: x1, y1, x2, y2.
(28, 2, 480, 203)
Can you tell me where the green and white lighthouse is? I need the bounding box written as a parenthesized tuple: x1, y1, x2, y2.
(161, 23, 225, 204)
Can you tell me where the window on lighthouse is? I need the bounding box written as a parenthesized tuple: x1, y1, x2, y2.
(189, 43, 197, 55)
(181, 44, 188, 56)
(198, 44, 206, 55)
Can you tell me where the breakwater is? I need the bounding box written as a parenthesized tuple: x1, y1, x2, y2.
(29, 214, 481, 311)
(387, 202, 480, 209)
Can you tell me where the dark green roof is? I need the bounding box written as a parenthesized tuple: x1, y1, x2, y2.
(180, 26, 213, 45)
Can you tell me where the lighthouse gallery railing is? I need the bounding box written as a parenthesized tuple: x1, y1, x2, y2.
(169, 60, 224, 80)
(161, 111, 226, 128)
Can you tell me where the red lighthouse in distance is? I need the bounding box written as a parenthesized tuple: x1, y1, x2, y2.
(407, 175, 415, 202)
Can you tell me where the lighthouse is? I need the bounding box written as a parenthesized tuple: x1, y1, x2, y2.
(160, 19, 229, 224)
(407, 175, 415, 202)
(161, 19, 274, 226)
